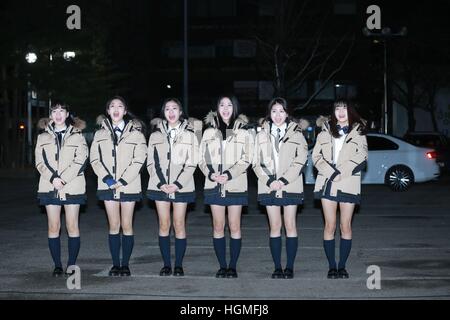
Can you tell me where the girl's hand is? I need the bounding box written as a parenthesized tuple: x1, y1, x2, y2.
(217, 174, 229, 185)
(53, 178, 65, 190)
(111, 182, 122, 189)
(160, 184, 170, 194)
(166, 184, 179, 194)
(269, 181, 282, 191)
(211, 173, 219, 182)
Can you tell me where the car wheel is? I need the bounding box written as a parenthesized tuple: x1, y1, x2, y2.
(385, 165, 414, 191)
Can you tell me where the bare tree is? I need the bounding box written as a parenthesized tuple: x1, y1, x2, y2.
(252, 0, 355, 111)
(392, 40, 450, 132)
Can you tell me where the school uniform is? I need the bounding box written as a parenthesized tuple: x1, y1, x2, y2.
(35, 118, 88, 205)
(199, 112, 254, 206)
(90, 115, 147, 202)
(312, 116, 368, 277)
(312, 116, 368, 205)
(147, 118, 199, 203)
(253, 119, 308, 206)
(35, 117, 87, 275)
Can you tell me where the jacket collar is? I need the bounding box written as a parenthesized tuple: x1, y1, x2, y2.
(204, 111, 249, 131)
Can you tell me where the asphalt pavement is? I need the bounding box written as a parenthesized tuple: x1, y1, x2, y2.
(0, 168, 449, 300)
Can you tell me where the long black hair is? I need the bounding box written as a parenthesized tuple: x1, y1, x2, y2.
(330, 99, 367, 138)
(265, 97, 292, 123)
(216, 95, 240, 123)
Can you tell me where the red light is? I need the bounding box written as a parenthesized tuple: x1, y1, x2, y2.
(426, 151, 436, 159)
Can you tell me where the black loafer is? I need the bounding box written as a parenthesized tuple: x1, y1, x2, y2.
(120, 266, 131, 276)
(338, 268, 349, 279)
(327, 268, 338, 279)
(215, 268, 227, 278)
(226, 268, 238, 278)
(271, 268, 284, 279)
(173, 266, 184, 276)
(108, 266, 121, 277)
(64, 268, 75, 278)
(52, 267, 64, 277)
(283, 268, 294, 279)
(159, 266, 172, 276)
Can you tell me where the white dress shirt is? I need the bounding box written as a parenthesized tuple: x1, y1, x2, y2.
(333, 128, 347, 164)
(168, 122, 181, 146)
(270, 123, 287, 172)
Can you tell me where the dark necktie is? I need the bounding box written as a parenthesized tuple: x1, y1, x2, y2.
(56, 130, 66, 146)
(114, 126, 123, 139)
(275, 128, 281, 152)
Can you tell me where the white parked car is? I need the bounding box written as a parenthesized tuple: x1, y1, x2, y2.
(304, 133, 441, 191)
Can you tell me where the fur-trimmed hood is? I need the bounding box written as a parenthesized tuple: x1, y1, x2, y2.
(96, 114, 144, 132)
(315, 115, 367, 133)
(38, 117, 86, 132)
(316, 115, 330, 131)
(258, 117, 309, 132)
(149, 117, 200, 135)
(204, 111, 249, 130)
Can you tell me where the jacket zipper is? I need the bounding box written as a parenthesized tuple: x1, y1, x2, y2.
(53, 127, 61, 198)
(166, 123, 173, 199)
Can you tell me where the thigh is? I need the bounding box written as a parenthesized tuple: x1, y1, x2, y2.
(211, 205, 226, 226)
(321, 198, 338, 224)
(282, 205, 298, 226)
(173, 202, 187, 223)
(64, 204, 80, 223)
(227, 205, 242, 227)
(339, 202, 355, 224)
(266, 206, 282, 226)
(155, 200, 172, 223)
(46, 205, 62, 225)
(104, 200, 121, 224)
(120, 201, 136, 224)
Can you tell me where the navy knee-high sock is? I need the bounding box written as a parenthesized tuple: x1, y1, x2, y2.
(175, 238, 187, 268)
(286, 237, 298, 270)
(67, 236, 80, 266)
(48, 237, 62, 268)
(121, 235, 134, 267)
(269, 236, 282, 269)
(108, 233, 121, 267)
(213, 237, 227, 269)
(159, 236, 171, 267)
(229, 238, 241, 269)
(338, 238, 352, 269)
(323, 239, 337, 269)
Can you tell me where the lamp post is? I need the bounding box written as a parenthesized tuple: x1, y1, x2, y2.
(362, 27, 407, 134)
(25, 52, 37, 165)
(183, 0, 188, 115)
(24, 50, 76, 164)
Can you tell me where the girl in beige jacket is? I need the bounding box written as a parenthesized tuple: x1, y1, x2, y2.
(35, 101, 88, 277)
(312, 100, 368, 280)
(147, 98, 199, 277)
(253, 97, 308, 279)
(199, 95, 254, 279)
(90, 96, 147, 277)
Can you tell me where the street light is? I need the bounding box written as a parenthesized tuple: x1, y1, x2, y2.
(362, 26, 407, 135)
(183, 0, 189, 115)
(63, 51, 76, 61)
(25, 52, 38, 64)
